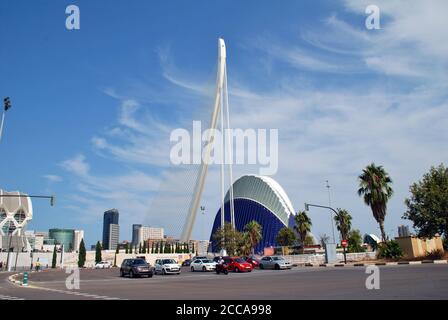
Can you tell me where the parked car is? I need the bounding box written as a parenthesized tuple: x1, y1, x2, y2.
(192, 256, 208, 261)
(214, 256, 253, 272)
(95, 261, 112, 269)
(155, 259, 181, 275)
(241, 256, 260, 268)
(182, 259, 192, 267)
(259, 256, 292, 270)
(120, 259, 154, 278)
(190, 259, 217, 272)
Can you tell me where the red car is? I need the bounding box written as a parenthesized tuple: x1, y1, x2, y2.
(242, 256, 260, 268)
(224, 257, 253, 272)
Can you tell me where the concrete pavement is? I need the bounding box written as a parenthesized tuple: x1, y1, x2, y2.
(2, 264, 447, 300)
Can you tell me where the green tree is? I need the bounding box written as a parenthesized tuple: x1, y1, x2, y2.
(334, 209, 352, 241)
(124, 242, 129, 254)
(78, 239, 86, 268)
(212, 222, 243, 256)
(358, 163, 394, 242)
(142, 241, 147, 254)
(319, 234, 330, 247)
(151, 242, 154, 254)
(403, 164, 448, 239)
(139, 243, 142, 254)
(95, 241, 102, 264)
(294, 211, 312, 246)
(129, 245, 133, 254)
(244, 220, 263, 254)
(52, 245, 57, 268)
(238, 232, 253, 256)
(347, 229, 364, 253)
(276, 227, 296, 247)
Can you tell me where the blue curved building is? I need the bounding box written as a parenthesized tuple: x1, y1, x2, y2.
(210, 175, 296, 254)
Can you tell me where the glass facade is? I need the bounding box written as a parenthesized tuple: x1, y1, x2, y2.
(49, 229, 75, 252)
(210, 199, 286, 254)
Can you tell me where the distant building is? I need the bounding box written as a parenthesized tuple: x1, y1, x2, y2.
(74, 230, 85, 252)
(132, 225, 164, 246)
(108, 224, 119, 250)
(132, 224, 142, 246)
(102, 209, 119, 250)
(49, 229, 75, 252)
(398, 225, 410, 237)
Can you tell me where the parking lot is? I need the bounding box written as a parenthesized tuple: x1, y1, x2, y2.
(1, 263, 447, 300)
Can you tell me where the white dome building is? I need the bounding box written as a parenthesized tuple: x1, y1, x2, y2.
(0, 189, 33, 236)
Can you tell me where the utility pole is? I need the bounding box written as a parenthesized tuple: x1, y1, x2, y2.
(326, 180, 336, 244)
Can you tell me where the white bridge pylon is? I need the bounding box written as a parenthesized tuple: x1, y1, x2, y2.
(180, 38, 235, 242)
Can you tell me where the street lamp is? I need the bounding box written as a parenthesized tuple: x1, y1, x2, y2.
(0, 97, 12, 143)
(304, 202, 347, 264)
(304, 203, 337, 244)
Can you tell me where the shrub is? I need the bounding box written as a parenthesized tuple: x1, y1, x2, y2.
(425, 249, 444, 260)
(377, 240, 403, 259)
(443, 237, 448, 250)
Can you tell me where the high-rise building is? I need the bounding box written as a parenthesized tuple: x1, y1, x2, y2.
(132, 224, 142, 246)
(102, 209, 119, 250)
(74, 230, 84, 252)
(108, 224, 119, 250)
(398, 225, 410, 237)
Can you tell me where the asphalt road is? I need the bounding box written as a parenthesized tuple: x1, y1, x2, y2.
(1, 264, 447, 300)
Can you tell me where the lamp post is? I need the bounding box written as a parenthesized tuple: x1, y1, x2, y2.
(305, 202, 344, 264)
(305, 202, 336, 244)
(0, 97, 12, 143)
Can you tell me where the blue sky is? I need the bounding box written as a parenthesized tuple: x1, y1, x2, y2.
(1, 1, 447, 247)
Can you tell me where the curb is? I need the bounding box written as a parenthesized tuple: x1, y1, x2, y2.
(297, 259, 447, 268)
(304, 263, 314, 267)
(8, 273, 23, 286)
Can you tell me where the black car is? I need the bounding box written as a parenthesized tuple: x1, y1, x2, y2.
(182, 259, 192, 267)
(120, 259, 154, 278)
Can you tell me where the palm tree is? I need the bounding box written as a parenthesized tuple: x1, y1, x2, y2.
(294, 211, 312, 247)
(358, 163, 393, 242)
(238, 232, 253, 256)
(334, 209, 352, 241)
(244, 221, 262, 254)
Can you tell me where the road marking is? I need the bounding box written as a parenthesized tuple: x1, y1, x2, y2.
(0, 294, 25, 300)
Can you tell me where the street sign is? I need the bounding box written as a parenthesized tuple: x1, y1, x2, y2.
(341, 240, 348, 248)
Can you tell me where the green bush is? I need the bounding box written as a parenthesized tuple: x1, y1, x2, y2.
(443, 237, 448, 250)
(377, 240, 403, 259)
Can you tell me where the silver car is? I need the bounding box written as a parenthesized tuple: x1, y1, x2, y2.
(259, 256, 292, 270)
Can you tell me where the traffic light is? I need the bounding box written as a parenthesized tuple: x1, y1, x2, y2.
(304, 203, 309, 211)
(3, 97, 11, 111)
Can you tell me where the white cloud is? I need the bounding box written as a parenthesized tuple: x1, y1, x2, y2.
(43, 175, 63, 183)
(60, 155, 90, 177)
